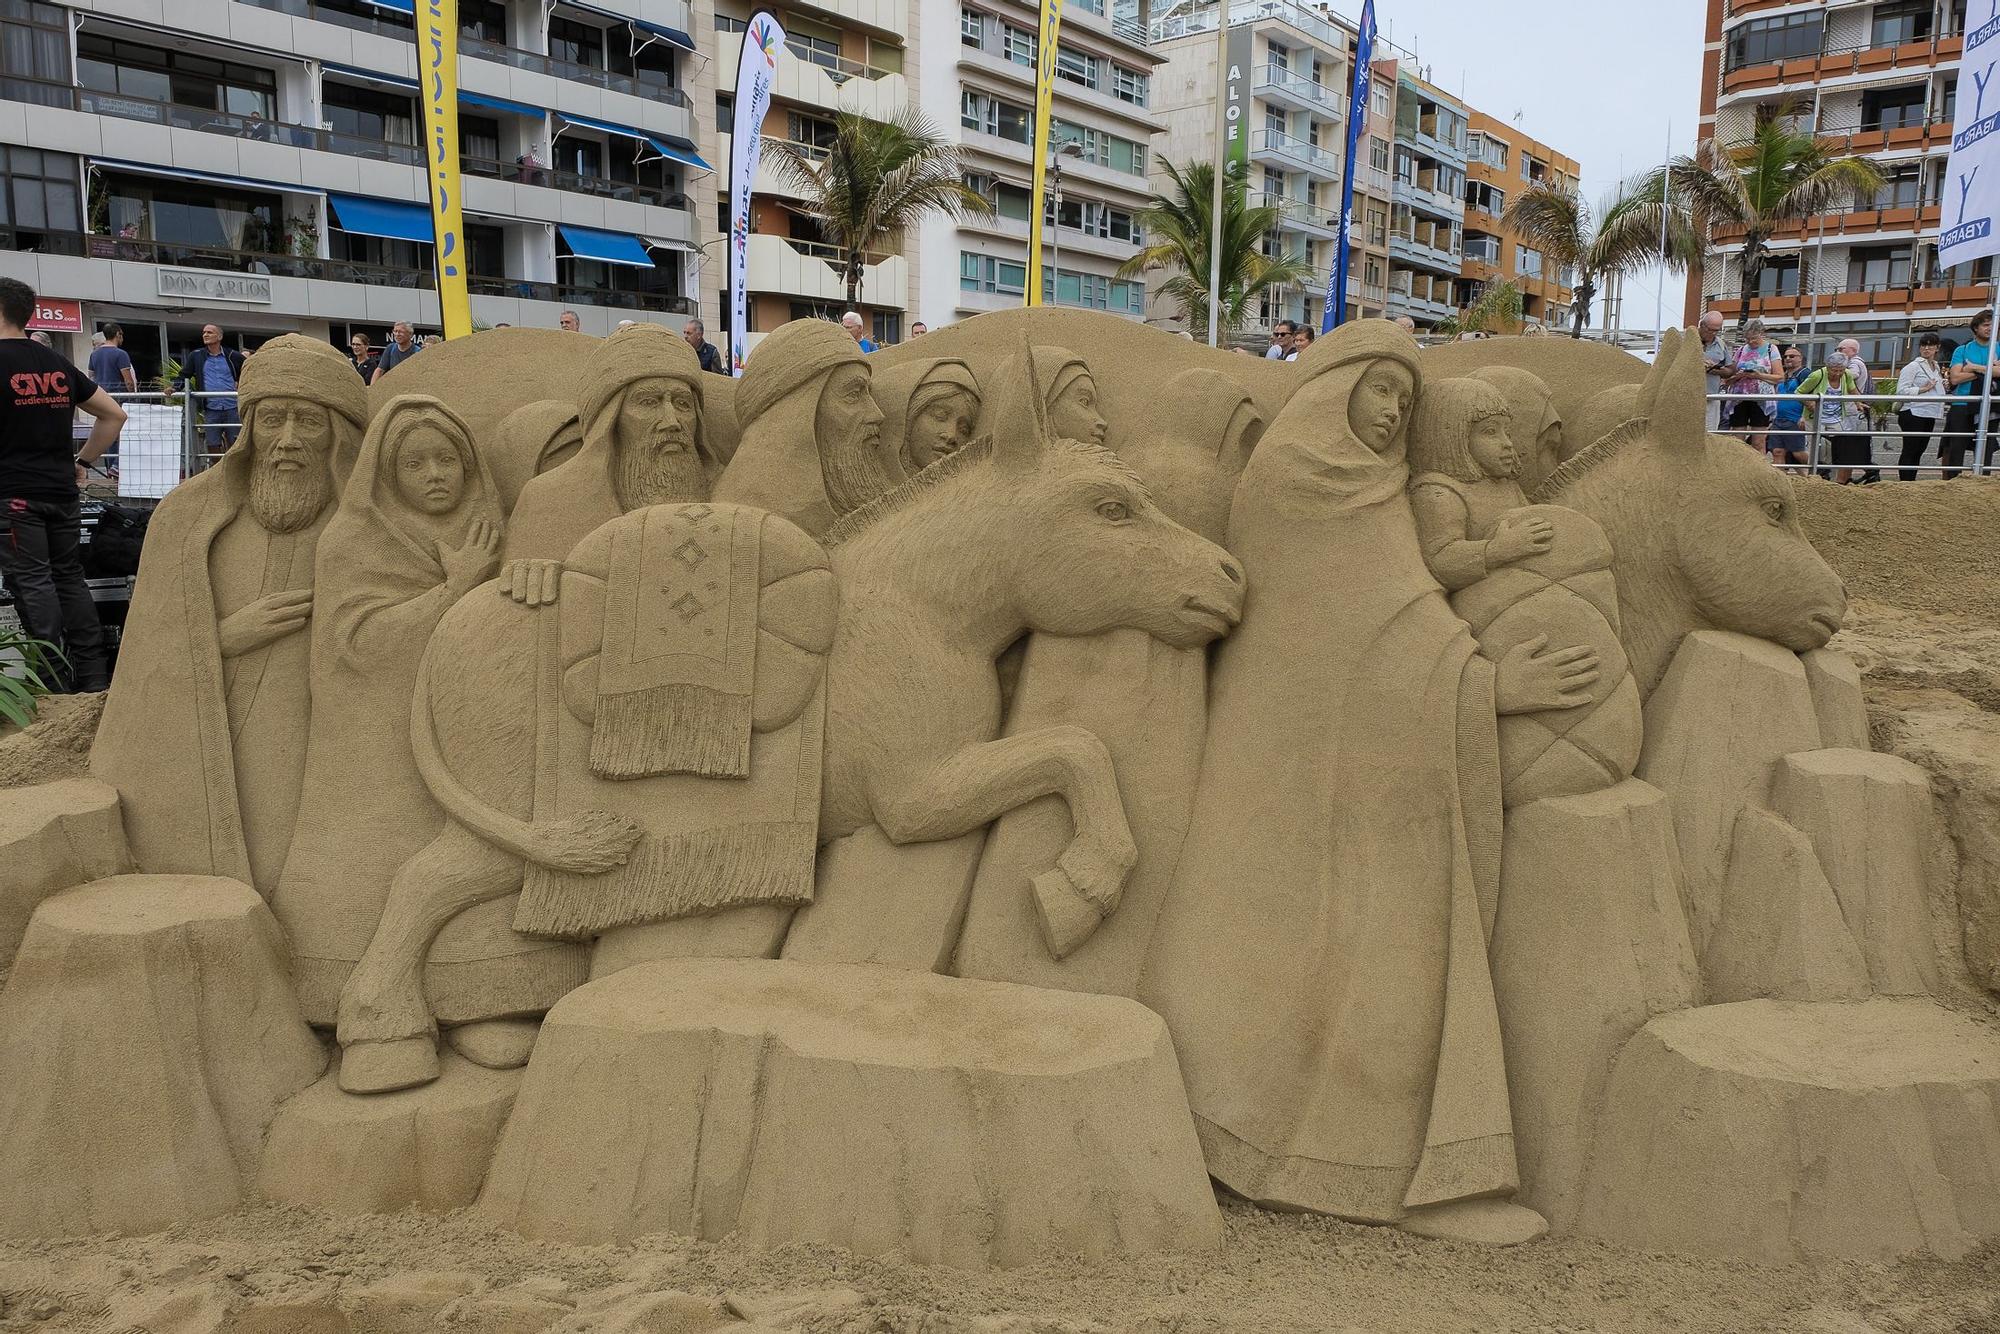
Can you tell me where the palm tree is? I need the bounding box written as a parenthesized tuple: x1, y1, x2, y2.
(1502, 175, 1695, 338)
(764, 108, 992, 308)
(1115, 159, 1315, 341)
(1648, 103, 1884, 324)
(1437, 279, 1525, 338)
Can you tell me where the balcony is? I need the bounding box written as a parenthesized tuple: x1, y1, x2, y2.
(1385, 285, 1455, 324)
(1250, 128, 1340, 178)
(1150, 0, 1350, 55)
(1388, 226, 1459, 272)
(1719, 33, 1963, 98)
(1710, 202, 1941, 248)
(0, 226, 695, 314)
(746, 232, 907, 307)
(725, 36, 906, 117)
(1251, 191, 1340, 240)
(1253, 64, 1342, 118)
(1391, 174, 1463, 219)
(462, 156, 687, 211)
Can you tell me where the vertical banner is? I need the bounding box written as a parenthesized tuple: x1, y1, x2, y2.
(1024, 0, 1066, 306)
(417, 0, 472, 339)
(729, 11, 787, 375)
(1222, 23, 1251, 175)
(1324, 0, 1375, 333)
(1940, 5, 2000, 272)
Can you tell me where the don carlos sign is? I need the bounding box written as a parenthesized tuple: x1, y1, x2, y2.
(156, 268, 273, 305)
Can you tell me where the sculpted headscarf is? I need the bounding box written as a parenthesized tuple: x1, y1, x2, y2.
(872, 357, 981, 479)
(713, 319, 876, 534)
(504, 325, 710, 562)
(1253, 318, 1425, 517)
(1122, 368, 1263, 544)
(274, 393, 518, 1024)
(89, 332, 370, 887)
(979, 346, 1094, 442)
(488, 400, 584, 515)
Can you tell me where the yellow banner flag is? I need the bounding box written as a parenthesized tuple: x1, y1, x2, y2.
(417, 0, 474, 339)
(1024, 0, 1066, 308)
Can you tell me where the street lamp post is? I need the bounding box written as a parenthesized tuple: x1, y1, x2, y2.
(1048, 140, 1083, 307)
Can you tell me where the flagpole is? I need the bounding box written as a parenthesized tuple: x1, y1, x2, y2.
(1206, 1, 1229, 347)
(1654, 120, 1670, 353)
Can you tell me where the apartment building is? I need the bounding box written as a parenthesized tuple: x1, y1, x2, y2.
(1372, 59, 1466, 330)
(1462, 110, 1578, 331)
(709, 0, 915, 349)
(916, 0, 1164, 326)
(1147, 0, 1395, 332)
(1693, 0, 1975, 364)
(0, 0, 710, 378)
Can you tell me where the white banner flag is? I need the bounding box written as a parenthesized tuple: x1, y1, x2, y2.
(729, 12, 787, 376)
(1939, 5, 2000, 271)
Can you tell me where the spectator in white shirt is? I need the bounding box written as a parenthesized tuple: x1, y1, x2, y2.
(1894, 332, 1948, 481)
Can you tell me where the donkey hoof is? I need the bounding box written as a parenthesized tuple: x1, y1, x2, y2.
(339, 1035, 441, 1094)
(1032, 868, 1104, 961)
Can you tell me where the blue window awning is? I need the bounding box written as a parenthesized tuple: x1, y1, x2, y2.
(460, 89, 544, 120)
(324, 62, 417, 91)
(557, 1, 697, 53)
(357, 0, 414, 12)
(93, 159, 323, 198)
(556, 112, 711, 172)
(558, 224, 654, 268)
(329, 193, 435, 244)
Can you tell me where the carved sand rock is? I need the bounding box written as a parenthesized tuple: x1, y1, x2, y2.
(1706, 808, 1871, 1004)
(0, 777, 129, 979)
(478, 959, 1223, 1267)
(1575, 997, 2000, 1263)
(0, 875, 325, 1237)
(1802, 647, 1870, 750)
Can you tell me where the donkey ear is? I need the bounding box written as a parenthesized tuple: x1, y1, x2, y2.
(1646, 326, 1710, 452)
(992, 335, 1053, 467)
(1633, 327, 1681, 420)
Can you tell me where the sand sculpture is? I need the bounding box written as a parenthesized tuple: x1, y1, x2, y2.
(2, 311, 1995, 1272)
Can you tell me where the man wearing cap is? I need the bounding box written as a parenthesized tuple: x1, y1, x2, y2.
(92, 334, 371, 894)
(501, 324, 718, 602)
(715, 318, 890, 536)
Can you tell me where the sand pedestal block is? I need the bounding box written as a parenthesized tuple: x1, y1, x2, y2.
(1637, 631, 1823, 954)
(0, 778, 131, 977)
(1802, 649, 1870, 751)
(1488, 779, 1701, 1232)
(781, 828, 986, 972)
(0, 875, 326, 1238)
(1573, 997, 2000, 1263)
(258, 1051, 522, 1214)
(1706, 808, 1871, 1003)
(1770, 748, 1942, 996)
(479, 958, 1222, 1267)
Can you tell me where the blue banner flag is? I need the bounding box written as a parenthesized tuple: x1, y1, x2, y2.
(1324, 0, 1375, 333)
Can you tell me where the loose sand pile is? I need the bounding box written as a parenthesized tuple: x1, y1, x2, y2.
(1, 481, 1998, 1333)
(0, 693, 100, 790)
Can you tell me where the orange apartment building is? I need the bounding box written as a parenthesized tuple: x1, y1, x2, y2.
(1461, 109, 1579, 332)
(1691, 0, 1980, 365)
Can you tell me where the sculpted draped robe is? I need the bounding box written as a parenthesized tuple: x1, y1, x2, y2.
(1139, 336, 1517, 1223)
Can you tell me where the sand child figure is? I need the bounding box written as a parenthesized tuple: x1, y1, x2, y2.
(1407, 377, 1555, 592)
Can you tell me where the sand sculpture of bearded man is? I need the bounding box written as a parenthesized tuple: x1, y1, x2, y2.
(501, 324, 718, 604)
(91, 335, 370, 894)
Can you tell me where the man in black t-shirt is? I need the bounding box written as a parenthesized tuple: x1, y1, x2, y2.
(0, 278, 128, 692)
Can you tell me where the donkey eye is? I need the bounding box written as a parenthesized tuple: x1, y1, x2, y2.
(1096, 500, 1131, 522)
(1761, 498, 1785, 524)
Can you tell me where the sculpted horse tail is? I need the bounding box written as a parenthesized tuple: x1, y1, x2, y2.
(407, 623, 641, 872)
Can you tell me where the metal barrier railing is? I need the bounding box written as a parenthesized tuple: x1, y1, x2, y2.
(1701, 389, 1998, 478)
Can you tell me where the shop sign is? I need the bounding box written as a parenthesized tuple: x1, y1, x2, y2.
(27, 297, 82, 332)
(156, 268, 273, 304)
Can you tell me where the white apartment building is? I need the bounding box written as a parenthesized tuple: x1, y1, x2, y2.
(1147, 0, 1395, 333)
(918, 0, 1165, 327)
(708, 0, 916, 350)
(0, 0, 706, 378)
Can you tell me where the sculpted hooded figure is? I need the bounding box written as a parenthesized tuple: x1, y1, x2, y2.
(92, 334, 369, 893)
(1141, 319, 1597, 1247)
(713, 319, 891, 534)
(273, 395, 580, 1033)
(871, 358, 981, 481)
(503, 324, 715, 595)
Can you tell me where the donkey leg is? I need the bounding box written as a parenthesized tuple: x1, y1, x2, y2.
(336, 824, 522, 1093)
(876, 725, 1135, 960)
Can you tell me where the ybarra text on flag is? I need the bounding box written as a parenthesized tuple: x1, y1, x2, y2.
(730, 13, 787, 375)
(1940, 2, 2000, 270)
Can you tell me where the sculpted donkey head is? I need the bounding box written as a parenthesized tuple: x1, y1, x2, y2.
(1536, 329, 1847, 694)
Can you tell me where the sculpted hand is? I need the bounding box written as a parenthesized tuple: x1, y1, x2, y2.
(218, 588, 313, 657)
(1486, 514, 1555, 566)
(498, 557, 562, 607)
(1494, 634, 1599, 714)
(442, 519, 502, 594)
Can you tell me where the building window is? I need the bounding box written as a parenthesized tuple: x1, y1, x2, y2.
(1002, 22, 1036, 66)
(963, 90, 1031, 143)
(960, 251, 1026, 294)
(1055, 45, 1098, 90)
(323, 81, 419, 147)
(1366, 206, 1387, 246)
(1753, 255, 1801, 296)
(1464, 233, 1501, 263)
(460, 114, 500, 165)
(77, 35, 279, 119)
(1862, 84, 1927, 131)
(788, 110, 838, 151)
(0, 0, 68, 107)
(872, 311, 902, 345)
(0, 145, 80, 238)
(460, 0, 507, 44)
(547, 16, 607, 70)
(1517, 245, 1543, 278)
(1847, 244, 1913, 290)
(787, 18, 843, 71)
(1369, 136, 1389, 171)
(1871, 0, 1933, 47)
(1112, 65, 1148, 105)
(99, 171, 279, 252)
(1724, 12, 1823, 71)
(1466, 180, 1506, 215)
(961, 6, 984, 44)
(1370, 81, 1390, 118)
(1872, 165, 1923, 210)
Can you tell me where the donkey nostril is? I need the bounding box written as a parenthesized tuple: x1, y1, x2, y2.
(1220, 559, 1244, 585)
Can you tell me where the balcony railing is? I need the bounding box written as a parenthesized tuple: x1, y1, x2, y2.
(1, 227, 695, 314)
(1254, 63, 1342, 114)
(1250, 191, 1340, 233)
(73, 86, 428, 167)
(783, 39, 900, 84)
(460, 155, 689, 210)
(1251, 128, 1340, 174)
(233, 0, 689, 106)
(1149, 0, 1349, 54)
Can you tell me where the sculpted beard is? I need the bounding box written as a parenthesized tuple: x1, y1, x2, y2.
(613, 434, 709, 508)
(249, 448, 334, 534)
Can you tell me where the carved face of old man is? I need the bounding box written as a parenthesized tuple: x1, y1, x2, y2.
(245, 394, 340, 533)
(612, 372, 706, 509)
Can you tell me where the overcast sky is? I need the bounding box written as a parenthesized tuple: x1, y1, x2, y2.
(1347, 0, 1709, 325)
